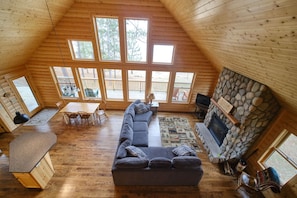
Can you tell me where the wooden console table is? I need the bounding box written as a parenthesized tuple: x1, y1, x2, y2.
(9, 132, 57, 189)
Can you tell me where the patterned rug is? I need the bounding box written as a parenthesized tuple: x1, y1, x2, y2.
(159, 117, 202, 152)
(23, 108, 58, 126)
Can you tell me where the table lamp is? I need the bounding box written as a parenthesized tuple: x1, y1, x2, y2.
(147, 93, 155, 104)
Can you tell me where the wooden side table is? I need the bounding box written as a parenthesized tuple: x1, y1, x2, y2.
(150, 102, 159, 115)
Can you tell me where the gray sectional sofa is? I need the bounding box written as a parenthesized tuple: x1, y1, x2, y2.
(111, 100, 204, 186)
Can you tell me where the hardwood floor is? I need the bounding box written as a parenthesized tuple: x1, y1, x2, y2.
(0, 110, 261, 197)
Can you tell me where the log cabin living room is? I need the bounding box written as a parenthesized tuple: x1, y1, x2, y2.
(0, 0, 296, 197)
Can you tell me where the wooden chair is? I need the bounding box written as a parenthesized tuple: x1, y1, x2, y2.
(55, 101, 65, 110)
(237, 167, 281, 194)
(64, 112, 79, 126)
(78, 111, 91, 126)
(96, 100, 108, 124)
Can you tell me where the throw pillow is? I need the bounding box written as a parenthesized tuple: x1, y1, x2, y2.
(172, 145, 196, 156)
(134, 103, 150, 114)
(172, 156, 202, 169)
(116, 139, 130, 159)
(115, 157, 149, 168)
(149, 157, 172, 168)
(126, 145, 147, 158)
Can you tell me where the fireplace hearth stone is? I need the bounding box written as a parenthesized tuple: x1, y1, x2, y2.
(196, 123, 223, 163)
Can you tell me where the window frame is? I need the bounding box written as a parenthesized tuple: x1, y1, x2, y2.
(124, 17, 149, 64)
(151, 71, 171, 102)
(152, 44, 175, 65)
(77, 67, 101, 99)
(127, 70, 146, 101)
(51, 66, 79, 99)
(68, 40, 95, 61)
(171, 72, 194, 103)
(258, 130, 297, 184)
(102, 69, 124, 100)
(94, 16, 121, 62)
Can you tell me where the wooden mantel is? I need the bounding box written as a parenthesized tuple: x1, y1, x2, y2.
(211, 98, 240, 126)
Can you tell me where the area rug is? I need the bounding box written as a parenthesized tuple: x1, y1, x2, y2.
(159, 117, 202, 152)
(23, 108, 58, 126)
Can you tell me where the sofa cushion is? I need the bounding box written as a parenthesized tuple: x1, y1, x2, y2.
(172, 156, 202, 169)
(122, 114, 134, 128)
(149, 157, 172, 168)
(132, 132, 148, 147)
(116, 139, 131, 159)
(119, 124, 133, 143)
(135, 103, 150, 114)
(125, 103, 135, 118)
(133, 122, 148, 132)
(140, 147, 176, 159)
(126, 146, 147, 158)
(134, 111, 153, 123)
(115, 157, 149, 169)
(172, 145, 196, 156)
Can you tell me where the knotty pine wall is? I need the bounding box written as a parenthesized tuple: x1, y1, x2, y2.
(26, 1, 218, 111)
(160, 0, 297, 116)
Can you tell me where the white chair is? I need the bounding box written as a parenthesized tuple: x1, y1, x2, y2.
(96, 100, 108, 124)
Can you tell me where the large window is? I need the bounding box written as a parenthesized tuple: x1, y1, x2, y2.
(125, 18, 148, 63)
(69, 40, 95, 60)
(95, 17, 121, 61)
(78, 68, 101, 99)
(12, 76, 39, 112)
(52, 67, 78, 98)
(103, 69, 123, 99)
(259, 130, 297, 185)
(151, 71, 170, 101)
(172, 72, 194, 102)
(152, 44, 174, 64)
(128, 70, 146, 100)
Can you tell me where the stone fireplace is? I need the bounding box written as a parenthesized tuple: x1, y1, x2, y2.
(196, 68, 280, 163)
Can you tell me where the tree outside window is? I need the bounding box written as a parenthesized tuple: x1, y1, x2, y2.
(125, 19, 148, 63)
(69, 40, 95, 60)
(95, 17, 121, 61)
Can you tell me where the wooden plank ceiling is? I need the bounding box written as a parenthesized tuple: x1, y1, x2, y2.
(1, 0, 297, 115)
(160, 0, 297, 114)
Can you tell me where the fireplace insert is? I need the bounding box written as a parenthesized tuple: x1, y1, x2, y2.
(208, 113, 229, 146)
